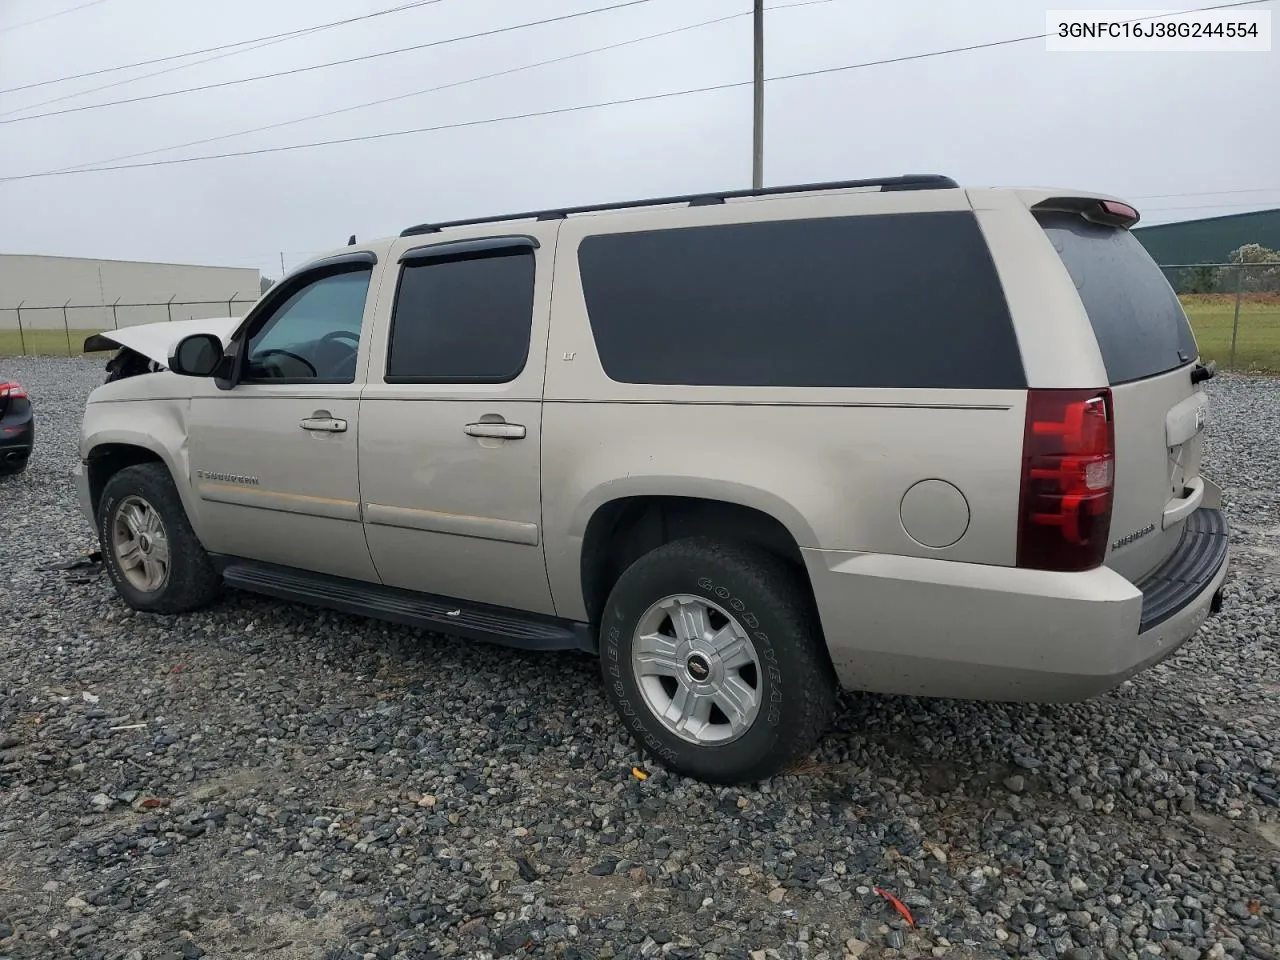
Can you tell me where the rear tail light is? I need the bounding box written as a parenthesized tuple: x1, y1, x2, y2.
(0, 381, 26, 400)
(1017, 388, 1115, 572)
(1098, 200, 1139, 225)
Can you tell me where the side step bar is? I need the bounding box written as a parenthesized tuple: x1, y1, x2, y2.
(217, 559, 594, 653)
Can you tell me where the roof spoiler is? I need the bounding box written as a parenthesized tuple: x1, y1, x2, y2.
(1031, 196, 1140, 228)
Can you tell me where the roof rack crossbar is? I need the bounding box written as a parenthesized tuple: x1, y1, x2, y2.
(399, 174, 957, 237)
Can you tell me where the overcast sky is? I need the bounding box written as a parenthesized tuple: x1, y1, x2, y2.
(0, 0, 1276, 279)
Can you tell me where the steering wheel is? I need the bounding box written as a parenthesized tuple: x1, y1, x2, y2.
(320, 330, 361, 345)
(313, 329, 361, 378)
(254, 348, 317, 378)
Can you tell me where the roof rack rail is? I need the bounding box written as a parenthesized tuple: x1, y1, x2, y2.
(399, 174, 958, 237)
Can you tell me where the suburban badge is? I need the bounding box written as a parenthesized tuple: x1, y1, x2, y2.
(1112, 522, 1156, 550)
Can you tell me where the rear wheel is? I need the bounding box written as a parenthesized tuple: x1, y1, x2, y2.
(99, 463, 220, 614)
(599, 537, 836, 784)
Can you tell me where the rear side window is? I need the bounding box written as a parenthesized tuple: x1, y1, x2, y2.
(386, 247, 534, 383)
(1038, 213, 1198, 384)
(576, 212, 1025, 389)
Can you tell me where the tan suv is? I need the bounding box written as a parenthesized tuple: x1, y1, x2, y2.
(75, 175, 1230, 784)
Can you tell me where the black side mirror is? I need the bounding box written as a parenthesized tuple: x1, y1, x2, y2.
(169, 333, 224, 377)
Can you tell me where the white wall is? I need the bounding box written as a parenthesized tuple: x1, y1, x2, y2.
(0, 254, 261, 333)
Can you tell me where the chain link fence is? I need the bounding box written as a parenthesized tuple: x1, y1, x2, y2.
(2, 266, 1279, 372)
(0, 295, 257, 358)
(1159, 262, 1280, 374)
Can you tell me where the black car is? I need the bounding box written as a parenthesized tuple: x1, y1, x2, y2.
(0, 379, 33, 475)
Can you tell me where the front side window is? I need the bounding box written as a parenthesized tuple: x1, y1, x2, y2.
(386, 247, 534, 383)
(245, 268, 372, 383)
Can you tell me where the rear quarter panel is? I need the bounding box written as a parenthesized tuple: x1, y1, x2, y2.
(967, 188, 1109, 390)
(541, 190, 1030, 622)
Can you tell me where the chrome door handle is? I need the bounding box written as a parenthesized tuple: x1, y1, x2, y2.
(464, 421, 526, 440)
(300, 416, 347, 433)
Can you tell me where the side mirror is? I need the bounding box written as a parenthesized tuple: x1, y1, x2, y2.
(169, 333, 224, 377)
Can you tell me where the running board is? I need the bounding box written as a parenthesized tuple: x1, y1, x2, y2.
(217, 560, 594, 653)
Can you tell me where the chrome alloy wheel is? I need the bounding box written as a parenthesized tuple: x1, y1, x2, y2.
(111, 495, 171, 592)
(630, 594, 762, 745)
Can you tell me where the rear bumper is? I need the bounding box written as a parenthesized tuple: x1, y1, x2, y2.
(0, 411, 34, 463)
(806, 506, 1230, 702)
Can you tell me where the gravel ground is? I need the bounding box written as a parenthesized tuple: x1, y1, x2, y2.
(1, 356, 1277, 960)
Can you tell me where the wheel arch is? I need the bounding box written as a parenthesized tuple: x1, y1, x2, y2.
(84, 436, 187, 524)
(577, 491, 816, 632)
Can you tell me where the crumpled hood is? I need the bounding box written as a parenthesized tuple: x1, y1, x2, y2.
(83, 316, 242, 367)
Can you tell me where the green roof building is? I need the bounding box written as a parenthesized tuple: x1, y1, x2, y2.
(1134, 208, 1280, 265)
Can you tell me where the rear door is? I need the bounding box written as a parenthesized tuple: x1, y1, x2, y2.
(357, 228, 558, 615)
(1036, 209, 1207, 582)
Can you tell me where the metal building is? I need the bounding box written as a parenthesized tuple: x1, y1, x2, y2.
(0, 253, 260, 336)
(1134, 208, 1280, 264)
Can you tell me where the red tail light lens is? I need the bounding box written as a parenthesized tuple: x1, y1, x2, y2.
(1098, 200, 1139, 225)
(0, 381, 27, 400)
(1017, 388, 1115, 572)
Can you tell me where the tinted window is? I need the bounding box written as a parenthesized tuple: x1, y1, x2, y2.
(387, 249, 534, 382)
(576, 212, 1024, 389)
(246, 268, 371, 382)
(1039, 213, 1198, 384)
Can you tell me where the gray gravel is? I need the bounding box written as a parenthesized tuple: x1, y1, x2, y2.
(1, 356, 1278, 960)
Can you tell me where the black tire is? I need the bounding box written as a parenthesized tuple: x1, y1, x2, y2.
(98, 463, 221, 614)
(599, 537, 837, 784)
(0, 457, 28, 477)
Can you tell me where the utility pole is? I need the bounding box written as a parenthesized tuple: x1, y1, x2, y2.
(752, 0, 764, 189)
(279, 251, 286, 277)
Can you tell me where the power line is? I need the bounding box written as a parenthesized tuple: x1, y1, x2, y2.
(0, 0, 661, 125)
(0, 0, 445, 96)
(52, 3, 832, 175)
(0, 0, 449, 119)
(1133, 186, 1280, 200)
(0, 0, 108, 35)
(1142, 200, 1280, 214)
(766, 0, 1272, 84)
(8, 0, 1267, 126)
(0, 81, 748, 182)
(2, 0, 1272, 183)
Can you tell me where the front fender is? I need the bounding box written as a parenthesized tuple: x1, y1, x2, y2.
(80, 400, 203, 533)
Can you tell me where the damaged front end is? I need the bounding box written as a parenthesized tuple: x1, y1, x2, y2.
(83, 317, 241, 384)
(102, 345, 163, 383)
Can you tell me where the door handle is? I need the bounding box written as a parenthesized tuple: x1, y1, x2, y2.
(464, 421, 526, 440)
(300, 416, 347, 433)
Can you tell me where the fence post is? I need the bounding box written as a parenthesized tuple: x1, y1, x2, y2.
(1229, 263, 1244, 373)
(15, 300, 27, 356)
(166, 294, 177, 324)
(62, 297, 73, 356)
(227, 292, 238, 318)
(111, 296, 121, 330)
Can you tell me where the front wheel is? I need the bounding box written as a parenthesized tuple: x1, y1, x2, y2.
(98, 463, 220, 614)
(599, 537, 837, 784)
